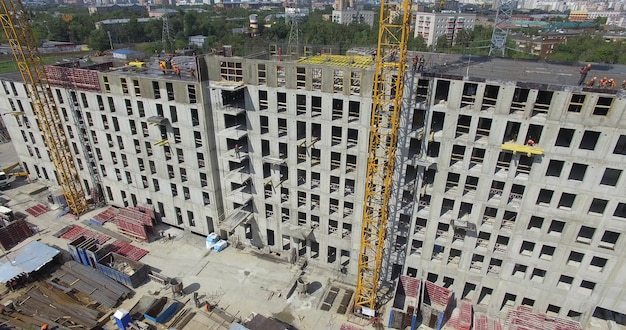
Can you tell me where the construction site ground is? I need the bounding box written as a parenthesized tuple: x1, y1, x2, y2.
(0, 144, 361, 330)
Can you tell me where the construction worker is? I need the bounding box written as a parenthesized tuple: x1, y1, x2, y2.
(577, 63, 592, 85)
(622, 80, 626, 89)
(608, 78, 617, 88)
(585, 77, 597, 87)
(412, 54, 419, 71)
(172, 64, 181, 78)
(526, 138, 536, 146)
(599, 77, 609, 88)
(418, 55, 425, 72)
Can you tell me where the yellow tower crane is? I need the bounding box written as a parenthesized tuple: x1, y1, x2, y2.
(0, 0, 89, 215)
(354, 0, 413, 318)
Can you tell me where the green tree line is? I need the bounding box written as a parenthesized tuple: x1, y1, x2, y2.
(14, 6, 626, 64)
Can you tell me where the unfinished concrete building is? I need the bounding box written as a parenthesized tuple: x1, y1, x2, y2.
(0, 52, 624, 328)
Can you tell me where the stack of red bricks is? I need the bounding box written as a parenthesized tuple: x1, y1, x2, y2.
(474, 314, 502, 330)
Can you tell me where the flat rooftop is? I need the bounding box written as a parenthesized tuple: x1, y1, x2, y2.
(419, 53, 626, 92)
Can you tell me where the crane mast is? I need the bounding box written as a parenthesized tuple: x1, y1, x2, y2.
(354, 0, 413, 316)
(0, 0, 89, 215)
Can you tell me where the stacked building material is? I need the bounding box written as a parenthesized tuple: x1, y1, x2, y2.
(0, 219, 33, 250)
(474, 314, 502, 330)
(107, 240, 149, 261)
(24, 204, 49, 217)
(59, 224, 111, 243)
(49, 261, 133, 308)
(113, 206, 157, 241)
(504, 305, 582, 330)
(91, 207, 118, 225)
(12, 282, 107, 328)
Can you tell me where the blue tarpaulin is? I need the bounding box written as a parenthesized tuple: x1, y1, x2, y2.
(0, 241, 59, 283)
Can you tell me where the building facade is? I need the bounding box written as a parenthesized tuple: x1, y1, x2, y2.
(0, 54, 624, 327)
(413, 11, 476, 47)
(331, 9, 375, 27)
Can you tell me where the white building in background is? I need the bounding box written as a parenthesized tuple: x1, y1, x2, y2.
(413, 11, 476, 46)
(331, 9, 375, 27)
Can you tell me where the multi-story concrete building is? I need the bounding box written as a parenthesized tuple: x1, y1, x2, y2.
(0, 53, 625, 328)
(331, 9, 375, 27)
(413, 11, 476, 47)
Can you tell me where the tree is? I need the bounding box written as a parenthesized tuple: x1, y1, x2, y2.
(435, 35, 451, 51)
(87, 29, 109, 51)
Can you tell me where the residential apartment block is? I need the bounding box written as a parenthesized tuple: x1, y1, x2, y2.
(0, 53, 624, 327)
(413, 11, 476, 46)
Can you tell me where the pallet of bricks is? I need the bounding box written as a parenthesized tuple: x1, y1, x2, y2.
(113, 205, 156, 242)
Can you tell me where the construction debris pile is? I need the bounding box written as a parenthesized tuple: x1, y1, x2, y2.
(0, 261, 133, 329)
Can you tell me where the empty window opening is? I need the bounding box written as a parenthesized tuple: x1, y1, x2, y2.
(568, 163, 587, 181)
(599, 230, 619, 249)
(494, 235, 509, 253)
(476, 118, 491, 140)
(501, 293, 516, 310)
(546, 304, 561, 317)
(488, 258, 502, 275)
(568, 94, 585, 113)
(434, 80, 450, 102)
(259, 90, 268, 110)
(450, 145, 465, 166)
(520, 241, 535, 256)
(546, 160, 565, 177)
(521, 298, 535, 307)
(555, 128, 575, 147)
(441, 199, 454, 216)
(502, 121, 520, 143)
(348, 101, 359, 122)
(601, 168, 621, 186)
(516, 155, 533, 176)
(478, 287, 493, 305)
(258, 64, 267, 84)
(296, 67, 306, 89)
(277, 92, 287, 113)
(533, 90, 553, 117)
(510, 88, 530, 113)
(333, 70, 344, 93)
(296, 94, 306, 116)
(470, 254, 483, 271)
(431, 111, 445, 133)
(495, 152, 512, 173)
(550, 275, 574, 290)
(456, 115, 471, 138)
(589, 256, 607, 272)
(614, 135, 626, 155)
(463, 176, 479, 195)
(306, 96, 320, 117)
(412, 110, 425, 130)
(548, 220, 565, 236)
(347, 129, 358, 149)
(445, 172, 460, 192)
(579, 281, 596, 296)
(482, 84, 499, 110)
(567, 251, 584, 267)
(332, 99, 343, 120)
(580, 130, 601, 150)
(526, 124, 543, 145)
(312, 68, 321, 90)
(489, 181, 505, 199)
(593, 96, 613, 116)
(588, 198, 608, 215)
(461, 82, 478, 108)
(531, 268, 546, 283)
(512, 264, 527, 278)
(527, 216, 544, 232)
(415, 79, 430, 102)
(558, 192, 576, 209)
(331, 126, 342, 146)
(539, 245, 555, 261)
